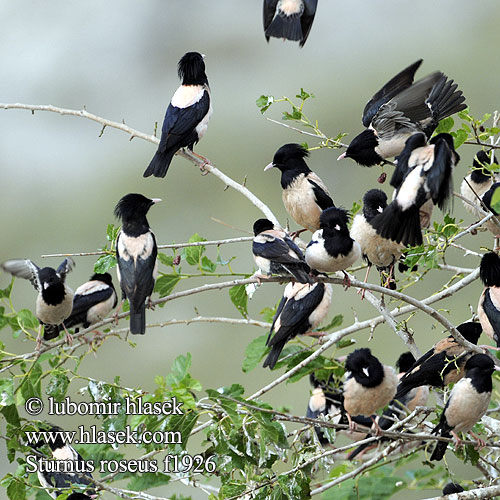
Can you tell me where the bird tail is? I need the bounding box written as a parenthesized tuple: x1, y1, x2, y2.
(143, 148, 177, 178)
(129, 305, 146, 335)
(371, 202, 423, 247)
(263, 338, 287, 369)
(265, 14, 302, 42)
(43, 324, 60, 341)
(427, 75, 466, 124)
(283, 264, 313, 284)
(429, 421, 451, 461)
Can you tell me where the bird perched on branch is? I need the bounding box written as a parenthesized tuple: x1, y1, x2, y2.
(461, 150, 498, 217)
(263, 281, 331, 369)
(252, 218, 312, 284)
(350, 189, 403, 290)
(263, 0, 318, 47)
(479, 181, 500, 236)
(347, 351, 429, 460)
(478, 252, 500, 349)
(343, 348, 398, 431)
(442, 483, 465, 495)
(265, 143, 334, 235)
(65, 272, 117, 332)
(370, 132, 458, 246)
(144, 52, 212, 178)
(430, 354, 495, 461)
(394, 322, 483, 401)
(305, 207, 360, 287)
(338, 59, 466, 167)
(1, 257, 75, 347)
(114, 194, 159, 335)
(306, 374, 372, 445)
(33, 425, 95, 498)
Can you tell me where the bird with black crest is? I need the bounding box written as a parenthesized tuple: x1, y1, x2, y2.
(370, 132, 458, 247)
(1, 257, 75, 348)
(338, 59, 466, 167)
(430, 354, 496, 461)
(263, 0, 318, 47)
(252, 218, 312, 284)
(144, 52, 212, 178)
(305, 207, 360, 288)
(114, 194, 160, 335)
(265, 143, 334, 236)
(478, 252, 500, 349)
(263, 281, 331, 369)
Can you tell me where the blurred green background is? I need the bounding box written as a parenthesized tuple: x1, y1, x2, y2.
(1, 1, 500, 497)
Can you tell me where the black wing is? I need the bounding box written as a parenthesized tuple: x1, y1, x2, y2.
(67, 286, 114, 324)
(253, 234, 304, 264)
(159, 90, 210, 152)
(362, 60, 423, 128)
(56, 257, 75, 281)
(308, 179, 334, 210)
(263, 0, 279, 36)
(483, 289, 500, 347)
(299, 0, 318, 47)
(1, 259, 41, 291)
(426, 137, 454, 211)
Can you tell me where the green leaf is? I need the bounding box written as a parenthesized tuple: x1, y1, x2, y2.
(94, 254, 117, 273)
(17, 309, 38, 330)
(1, 405, 20, 426)
(434, 116, 454, 134)
(256, 94, 274, 114)
(317, 314, 343, 332)
(490, 185, 500, 214)
(106, 223, 119, 242)
(46, 372, 70, 401)
(157, 253, 175, 267)
(183, 234, 206, 266)
(452, 128, 468, 149)
(127, 472, 170, 490)
(201, 256, 217, 273)
(0, 281, 13, 299)
(155, 274, 181, 298)
(242, 335, 268, 372)
(6, 478, 26, 500)
(168, 353, 192, 385)
(296, 88, 314, 101)
(229, 285, 248, 318)
(0, 378, 15, 406)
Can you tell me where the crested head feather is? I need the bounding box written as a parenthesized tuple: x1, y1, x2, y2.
(481, 182, 500, 215)
(395, 351, 416, 373)
(362, 189, 388, 220)
(114, 193, 156, 223)
(344, 129, 382, 166)
(89, 272, 114, 286)
(319, 207, 350, 229)
(253, 218, 274, 236)
(465, 353, 495, 373)
(456, 321, 482, 344)
(345, 348, 384, 388)
(480, 252, 500, 287)
(177, 52, 207, 85)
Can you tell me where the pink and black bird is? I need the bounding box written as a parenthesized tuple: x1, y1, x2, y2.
(144, 52, 212, 178)
(478, 252, 500, 349)
(252, 218, 312, 284)
(370, 132, 458, 246)
(115, 194, 159, 335)
(1, 257, 75, 347)
(263, 0, 318, 47)
(338, 59, 466, 167)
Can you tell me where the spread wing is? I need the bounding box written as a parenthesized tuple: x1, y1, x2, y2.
(159, 90, 210, 152)
(263, 0, 279, 34)
(1, 259, 41, 291)
(362, 59, 423, 128)
(56, 257, 75, 281)
(299, 0, 318, 47)
(426, 137, 453, 211)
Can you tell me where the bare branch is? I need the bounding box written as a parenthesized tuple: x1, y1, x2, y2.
(421, 484, 500, 500)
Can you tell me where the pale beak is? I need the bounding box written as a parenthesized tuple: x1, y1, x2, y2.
(362, 367, 370, 377)
(337, 152, 347, 161)
(151, 198, 162, 204)
(264, 162, 275, 172)
(201, 53, 206, 59)
(335, 224, 341, 231)
(377, 206, 383, 213)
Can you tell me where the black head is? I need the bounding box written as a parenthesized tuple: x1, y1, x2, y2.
(442, 483, 464, 495)
(456, 322, 482, 345)
(43, 425, 66, 451)
(480, 252, 500, 287)
(253, 218, 274, 236)
(319, 207, 350, 232)
(38, 267, 66, 305)
(471, 150, 497, 184)
(362, 189, 388, 221)
(309, 372, 335, 390)
(178, 52, 207, 86)
(345, 348, 384, 388)
(114, 193, 159, 224)
(67, 494, 91, 500)
(481, 182, 500, 216)
(266, 143, 311, 173)
(430, 132, 454, 149)
(474, 150, 498, 168)
(465, 353, 495, 375)
(343, 130, 382, 167)
(404, 132, 427, 151)
(395, 351, 416, 373)
(90, 272, 114, 287)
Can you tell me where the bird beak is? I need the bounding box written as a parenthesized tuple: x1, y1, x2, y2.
(362, 367, 370, 377)
(264, 162, 275, 172)
(201, 53, 206, 59)
(377, 206, 383, 213)
(337, 152, 347, 161)
(335, 224, 341, 231)
(43, 282, 49, 290)
(151, 198, 162, 204)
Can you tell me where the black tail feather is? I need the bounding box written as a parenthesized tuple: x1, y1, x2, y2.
(130, 305, 146, 335)
(263, 338, 287, 369)
(371, 202, 422, 247)
(143, 148, 177, 178)
(427, 76, 466, 123)
(282, 263, 313, 284)
(265, 14, 302, 42)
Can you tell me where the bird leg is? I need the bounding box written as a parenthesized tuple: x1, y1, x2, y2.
(383, 264, 395, 289)
(189, 150, 212, 174)
(303, 330, 328, 338)
(451, 431, 463, 448)
(147, 296, 155, 310)
(479, 345, 500, 352)
(36, 325, 43, 350)
(370, 416, 383, 437)
(112, 299, 124, 325)
(290, 228, 307, 239)
(469, 431, 486, 449)
(61, 323, 73, 345)
(346, 413, 357, 432)
(342, 271, 351, 290)
(357, 265, 371, 300)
